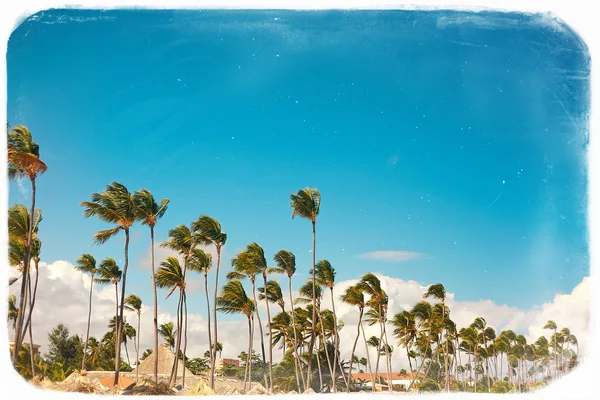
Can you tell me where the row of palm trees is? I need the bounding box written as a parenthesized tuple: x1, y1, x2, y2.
(7, 125, 580, 394)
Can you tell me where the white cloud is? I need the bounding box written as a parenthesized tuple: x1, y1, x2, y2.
(7, 261, 589, 375)
(356, 251, 423, 263)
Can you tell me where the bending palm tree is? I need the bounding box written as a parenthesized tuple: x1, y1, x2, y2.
(193, 215, 227, 389)
(124, 294, 143, 381)
(271, 249, 304, 390)
(228, 246, 268, 389)
(290, 187, 320, 390)
(423, 283, 449, 392)
(81, 182, 137, 385)
(217, 279, 255, 392)
(544, 320, 558, 380)
(75, 254, 98, 370)
(7, 125, 47, 366)
(188, 247, 213, 373)
(133, 188, 168, 383)
(159, 322, 176, 351)
(161, 224, 196, 387)
(155, 257, 186, 386)
(95, 258, 122, 366)
(341, 284, 372, 392)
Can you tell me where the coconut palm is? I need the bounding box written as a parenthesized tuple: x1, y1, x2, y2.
(7, 125, 47, 366)
(391, 311, 418, 375)
(187, 247, 214, 367)
(290, 187, 320, 390)
(341, 284, 373, 392)
(95, 258, 122, 366)
(228, 245, 269, 389)
(159, 322, 176, 351)
(160, 224, 197, 386)
(75, 254, 98, 370)
(155, 256, 186, 386)
(423, 283, 449, 392)
(133, 188, 169, 383)
(216, 279, 256, 392)
(271, 249, 303, 389)
(7, 295, 18, 329)
(81, 181, 137, 385)
(193, 215, 227, 389)
(313, 259, 344, 392)
(124, 294, 143, 381)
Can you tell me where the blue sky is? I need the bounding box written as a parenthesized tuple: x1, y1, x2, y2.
(7, 9, 589, 317)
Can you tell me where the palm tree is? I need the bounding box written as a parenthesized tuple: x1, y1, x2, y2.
(81, 181, 137, 385)
(271, 249, 303, 390)
(341, 284, 373, 392)
(543, 321, 557, 379)
(159, 322, 176, 351)
(259, 280, 285, 313)
(133, 188, 168, 383)
(124, 294, 143, 381)
(290, 187, 320, 390)
(7, 295, 19, 330)
(87, 337, 101, 369)
(391, 311, 418, 376)
(161, 224, 197, 386)
(423, 283, 449, 392)
(216, 279, 256, 392)
(188, 247, 214, 373)
(313, 260, 344, 392)
(75, 254, 98, 370)
(7, 125, 47, 366)
(155, 256, 186, 386)
(359, 273, 392, 392)
(228, 245, 269, 389)
(193, 215, 227, 390)
(95, 258, 122, 367)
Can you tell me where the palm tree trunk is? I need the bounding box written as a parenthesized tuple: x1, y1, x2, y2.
(125, 340, 131, 366)
(150, 226, 159, 383)
(210, 245, 222, 390)
(381, 320, 392, 392)
(114, 283, 119, 372)
(21, 259, 39, 348)
(329, 287, 339, 393)
(182, 292, 188, 388)
(250, 280, 268, 389)
(317, 311, 334, 391)
(244, 317, 252, 392)
(407, 349, 429, 392)
(170, 289, 184, 386)
(288, 278, 302, 390)
(204, 272, 213, 383)
(315, 336, 323, 390)
(114, 228, 130, 386)
(26, 275, 35, 377)
(263, 275, 273, 392)
(307, 220, 317, 389)
(136, 311, 140, 382)
(249, 315, 255, 391)
(12, 177, 36, 367)
(360, 322, 375, 391)
(347, 307, 363, 392)
(82, 275, 95, 370)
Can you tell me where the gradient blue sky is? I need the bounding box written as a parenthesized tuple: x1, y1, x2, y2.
(7, 9, 589, 316)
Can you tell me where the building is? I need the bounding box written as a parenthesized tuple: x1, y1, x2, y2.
(9, 340, 40, 357)
(215, 357, 240, 373)
(350, 372, 422, 391)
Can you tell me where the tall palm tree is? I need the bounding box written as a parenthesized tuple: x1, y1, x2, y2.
(193, 215, 227, 389)
(423, 283, 449, 392)
(313, 260, 341, 392)
(341, 284, 373, 392)
(159, 322, 176, 351)
(95, 258, 122, 367)
(188, 247, 214, 374)
(155, 256, 186, 386)
(81, 181, 137, 385)
(228, 246, 269, 389)
(133, 188, 169, 383)
(75, 254, 98, 370)
(391, 311, 418, 375)
(248, 243, 274, 392)
(271, 249, 303, 390)
(217, 279, 256, 392)
(359, 273, 392, 392)
(124, 294, 143, 381)
(543, 320, 558, 379)
(290, 187, 320, 390)
(7, 125, 47, 366)
(161, 224, 197, 386)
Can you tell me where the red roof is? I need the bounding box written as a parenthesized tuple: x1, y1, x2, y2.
(99, 375, 136, 389)
(350, 372, 420, 381)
